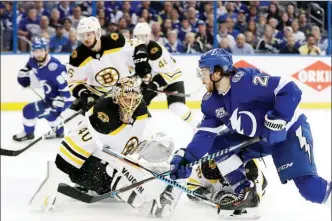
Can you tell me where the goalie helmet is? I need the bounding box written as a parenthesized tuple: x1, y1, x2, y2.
(76, 16, 102, 42)
(113, 77, 143, 124)
(133, 22, 152, 44)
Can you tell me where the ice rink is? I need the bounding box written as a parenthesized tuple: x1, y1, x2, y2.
(1, 109, 331, 221)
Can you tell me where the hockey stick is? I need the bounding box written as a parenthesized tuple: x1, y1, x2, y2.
(147, 85, 203, 98)
(57, 170, 170, 203)
(58, 136, 261, 204)
(0, 109, 84, 156)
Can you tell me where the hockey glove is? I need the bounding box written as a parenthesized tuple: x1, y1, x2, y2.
(79, 90, 96, 111)
(170, 149, 192, 180)
(133, 44, 152, 78)
(263, 110, 287, 144)
(17, 67, 31, 88)
(51, 96, 65, 113)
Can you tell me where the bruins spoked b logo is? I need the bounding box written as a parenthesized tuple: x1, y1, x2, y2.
(95, 67, 120, 87)
(122, 137, 139, 156)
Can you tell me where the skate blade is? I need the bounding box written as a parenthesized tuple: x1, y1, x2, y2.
(219, 207, 260, 220)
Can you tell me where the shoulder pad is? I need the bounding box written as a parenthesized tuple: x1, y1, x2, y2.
(101, 32, 126, 50)
(147, 41, 162, 60)
(69, 44, 93, 67)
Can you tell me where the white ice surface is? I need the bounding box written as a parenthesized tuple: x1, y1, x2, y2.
(1, 110, 331, 221)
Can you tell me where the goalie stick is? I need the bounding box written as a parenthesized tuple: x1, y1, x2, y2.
(59, 137, 261, 204)
(58, 137, 261, 204)
(0, 109, 84, 156)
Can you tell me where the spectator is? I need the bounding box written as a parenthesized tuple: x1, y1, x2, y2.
(49, 24, 68, 53)
(298, 13, 311, 37)
(68, 5, 85, 29)
(277, 12, 292, 31)
(286, 3, 297, 21)
(268, 17, 282, 39)
(138, 1, 157, 22)
(62, 18, 75, 39)
(256, 25, 280, 53)
(187, 7, 199, 28)
(183, 32, 202, 53)
(96, 2, 114, 23)
(247, 20, 257, 36)
(219, 37, 232, 53)
(217, 23, 236, 47)
(79, 2, 92, 17)
(234, 1, 248, 14)
(117, 17, 128, 32)
(279, 35, 300, 54)
(170, 9, 180, 30)
(311, 26, 328, 54)
(267, 3, 281, 23)
(199, 2, 212, 21)
(299, 35, 321, 55)
(40, 31, 50, 41)
(49, 8, 61, 28)
(39, 16, 55, 39)
(231, 33, 255, 54)
(162, 18, 173, 36)
(225, 16, 240, 39)
(164, 30, 184, 53)
(291, 20, 305, 43)
(18, 7, 40, 52)
(216, 1, 227, 17)
(158, 1, 173, 22)
(120, 29, 131, 39)
(17, 2, 27, 24)
(151, 22, 167, 45)
(57, 1, 72, 21)
(247, 5, 259, 22)
(1, 2, 13, 51)
(106, 22, 118, 34)
(62, 30, 78, 52)
(279, 26, 299, 48)
(195, 20, 213, 52)
(256, 15, 266, 39)
(123, 12, 135, 30)
(35, 1, 50, 17)
(122, 1, 137, 25)
(234, 10, 247, 34)
(219, 2, 237, 23)
(244, 31, 258, 48)
(178, 17, 193, 42)
(97, 13, 107, 35)
(140, 8, 151, 24)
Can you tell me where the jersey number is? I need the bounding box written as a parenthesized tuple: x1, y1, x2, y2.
(158, 58, 168, 68)
(78, 128, 92, 142)
(252, 75, 269, 87)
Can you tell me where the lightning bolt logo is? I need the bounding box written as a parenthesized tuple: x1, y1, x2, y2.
(296, 126, 311, 163)
(230, 108, 244, 134)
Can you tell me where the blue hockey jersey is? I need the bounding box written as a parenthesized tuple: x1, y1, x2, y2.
(186, 68, 304, 160)
(18, 55, 71, 101)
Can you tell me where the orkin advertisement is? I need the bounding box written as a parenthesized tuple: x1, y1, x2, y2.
(1, 54, 331, 110)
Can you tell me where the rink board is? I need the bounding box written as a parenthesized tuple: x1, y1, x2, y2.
(1, 54, 331, 110)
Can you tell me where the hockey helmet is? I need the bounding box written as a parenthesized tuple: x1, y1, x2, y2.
(198, 48, 233, 75)
(31, 37, 49, 51)
(133, 22, 151, 44)
(76, 16, 102, 42)
(113, 77, 143, 124)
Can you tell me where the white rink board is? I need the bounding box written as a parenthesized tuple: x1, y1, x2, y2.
(1, 54, 331, 105)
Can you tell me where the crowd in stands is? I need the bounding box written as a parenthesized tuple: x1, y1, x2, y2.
(0, 1, 330, 55)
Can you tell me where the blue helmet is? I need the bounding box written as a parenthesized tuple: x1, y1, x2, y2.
(31, 37, 49, 51)
(198, 48, 233, 74)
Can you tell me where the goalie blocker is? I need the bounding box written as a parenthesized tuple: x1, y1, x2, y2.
(29, 78, 180, 218)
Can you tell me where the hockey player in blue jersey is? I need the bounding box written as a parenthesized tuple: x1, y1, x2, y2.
(13, 38, 72, 141)
(169, 48, 331, 214)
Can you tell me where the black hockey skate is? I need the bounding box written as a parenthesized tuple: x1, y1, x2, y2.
(13, 132, 34, 141)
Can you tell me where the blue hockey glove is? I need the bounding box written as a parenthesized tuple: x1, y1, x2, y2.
(51, 96, 65, 113)
(170, 149, 192, 180)
(263, 110, 287, 144)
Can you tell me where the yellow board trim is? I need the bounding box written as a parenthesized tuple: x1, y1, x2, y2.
(109, 124, 127, 135)
(1, 101, 331, 111)
(137, 113, 148, 120)
(65, 136, 91, 158)
(60, 146, 84, 166)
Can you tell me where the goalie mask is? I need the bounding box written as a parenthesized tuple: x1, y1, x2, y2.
(113, 77, 143, 124)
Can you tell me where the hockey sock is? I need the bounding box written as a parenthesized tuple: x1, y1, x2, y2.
(23, 103, 37, 134)
(217, 154, 251, 194)
(293, 175, 330, 204)
(169, 102, 197, 128)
